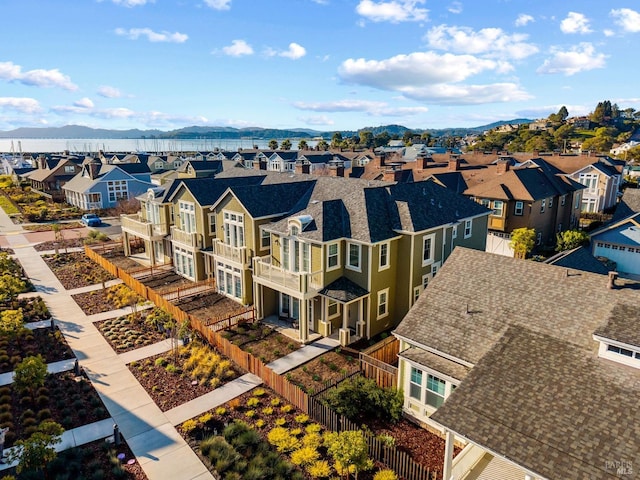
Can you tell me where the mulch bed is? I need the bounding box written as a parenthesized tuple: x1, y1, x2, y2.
(33, 237, 85, 252)
(72, 288, 122, 316)
(95, 311, 168, 353)
(285, 350, 359, 394)
(42, 251, 115, 289)
(23, 222, 83, 232)
(0, 371, 110, 449)
(220, 322, 301, 364)
(138, 271, 195, 294)
(0, 327, 74, 374)
(0, 296, 50, 323)
(172, 292, 245, 320)
(127, 346, 240, 412)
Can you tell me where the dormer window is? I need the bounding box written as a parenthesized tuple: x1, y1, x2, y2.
(291, 225, 300, 236)
(595, 334, 640, 369)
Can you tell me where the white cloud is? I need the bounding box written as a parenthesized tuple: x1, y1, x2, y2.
(115, 27, 188, 43)
(311, 0, 329, 4)
(74, 98, 94, 109)
(110, 0, 154, 6)
(339, 51, 502, 88)
(560, 12, 592, 34)
(425, 25, 538, 60)
(298, 115, 335, 126)
(399, 83, 531, 104)
(603, 29, 615, 37)
(0, 97, 41, 113)
(610, 8, 640, 33)
(515, 14, 534, 27)
(0, 61, 77, 91)
(448, 2, 462, 14)
(280, 43, 306, 60)
(293, 99, 428, 116)
(204, 0, 231, 10)
(221, 40, 254, 57)
(537, 42, 606, 76)
(356, 0, 428, 23)
(97, 85, 123, 98)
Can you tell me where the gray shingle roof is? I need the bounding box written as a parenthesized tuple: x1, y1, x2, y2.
(174, 176, 266, 206)
(611, 188, 640, 222)
(229, 181, 315, 218)
(593, 303, 640, 348)
(319, 277, 369, 303)
(545, 246, 612, 275)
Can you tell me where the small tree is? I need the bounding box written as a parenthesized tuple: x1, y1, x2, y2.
(316, 140, 329, 151)
(268, 139, 279, 150)
(280, 139, 292, 150)
(509, 227, 536, 259)
(9, 420, 64, 477)
(0, 274, 27, 302)
(14, 355, 47, 398)
(107, 284, 143, 317)
(0, 309, 27, 340)
(298, 139, 309, 151)
(324, 430, 372, 480)
(556, 230, 589, 252)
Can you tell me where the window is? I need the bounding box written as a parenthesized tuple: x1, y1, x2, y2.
(549, 197, 553, 208)
(492, 200, 504, 216)
(452, 224, 458, 239)
(379, 242, 389, 270)
(347, 243, 361, 270)
(608, 344, 634, 357)
(426, 374, 446, 409)
(579, 173, 598, 192)
(422, 234, 435, 266)
(64, 165, 75, 173)
(327, 299, 339, 318)
(410, 367, 422, 400)
(154, 160, 164, 170)
(422, 274, 430, 289)
(327, 243, 339, 270)
(208, 213, 216, 236)
(107, 180, 128, 203)
(431, 264, 439, 276)
(223, 211, 244, 247)
(413, 287, 421, 305)
(536, 232, 542, 245)
(514, 201, 524, 216)
(261, 228, 271, 249)
(561, 195, 566, 206)
(377, 289, 389, 319)
(173, 246, 194, 279)
(480, 199, 490, 209)
(540, 198, 546, 213)
(216, 261, 243, 299)
(464, 219, 472, 238)
(178, 201, 196, 233)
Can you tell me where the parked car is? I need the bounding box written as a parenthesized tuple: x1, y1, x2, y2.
(80, 213, 102, 227)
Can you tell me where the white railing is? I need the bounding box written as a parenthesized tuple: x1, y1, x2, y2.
(253, 256, 322, 293)
(213, 239, 250, 266)
(121, 214, 170, 238)
(170, 226, 203, 249)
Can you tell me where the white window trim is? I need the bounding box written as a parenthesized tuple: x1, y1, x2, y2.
(327, 299, 340, 319)
(379, 242, 390, 271)
(514, 201, 524, 216)
(208, 212, 216, 236)
(404, 360, 460, 415)
(413, 287, 421, 305)
(377, 288, 389, 319)
(561, 195, 566, 206)
(422, 233, 435, 267)
(346, 242, 362, 272)
(327, 242, 340, 271)
(464, 219, 472, 239)
(260, 228, 271, 249)
(540, 198, 546, 213)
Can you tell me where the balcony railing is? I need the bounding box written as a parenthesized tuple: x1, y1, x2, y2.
(253, 256, 322, 294)
(170, 226, 203, 249)
(121, 214, 169, 238)
(213, 239, 250, 266)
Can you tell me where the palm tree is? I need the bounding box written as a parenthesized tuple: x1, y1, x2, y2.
(280, 139, 292, 150)
(268, 139, 279, 150)
(298, 139, 308, 151)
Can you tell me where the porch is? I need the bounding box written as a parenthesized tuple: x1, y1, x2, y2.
(262, 314, 322, 344)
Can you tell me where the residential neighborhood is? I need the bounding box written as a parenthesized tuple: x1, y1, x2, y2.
(0, 123, 639, 479)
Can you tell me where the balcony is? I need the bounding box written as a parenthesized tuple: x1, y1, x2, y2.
(253, 256, 322, 295)
(213, 239, 250, 266)
(121, 214, 169, 239)
(170, 226, 203, 249)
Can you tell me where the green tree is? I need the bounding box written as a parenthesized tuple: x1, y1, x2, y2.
(0, 309, 27, 340)
(316, 140, 329, 151)
(331, 132, 343, 149)
(553, 124, 575, 151)
(509, 227, 536, 259)
(556, 230, 590, 252)
(297, 139, 308, 150)
(581, 135, 613, 153)
(280, 139, 292, 150)
(359, 131, 374, 148)
(373, 132, 391, 148)
(14, 355, 47, 397)
(0, 252, 21, 275)
(524, 133, 554, 152)
(558, 105, 569, 121)
(107, 284, 143, 317)
(9, 420, 64, 477)
(324, 430, 372, 480)
(268, 139, 279, 150)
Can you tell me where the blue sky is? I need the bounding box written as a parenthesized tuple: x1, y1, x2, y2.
(1, 0, 639, 132)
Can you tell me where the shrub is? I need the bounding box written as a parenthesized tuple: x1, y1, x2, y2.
(261, 407, 274, 416)
(154, 357, 167, 367)
(215, 407, 227, 416)
(291, 428, 303, 437)
(302, 432, 323, 449)
(307, 460, 332, 479)
(165, 364, 177, 374)
(246, 397, 259, 408)
(290, 446, 320, 466)
(267, 427, 300, 453)
(255, 419, 265, 429)
(245, 410, 256, 418)
(181, 419, 198, 433)
(270, 397, 281, 407)
(252, 388, 266, 397)
(294, 413, 309, 424)
(305, 423, 323, 434)
(198, 412, 214, 425)
(274, 418, 286, 426)
(280, 404, 293, 413)
(374, 469, 398, 480)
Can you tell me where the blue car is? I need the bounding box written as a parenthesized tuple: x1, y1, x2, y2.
(81, 213, 102, 227)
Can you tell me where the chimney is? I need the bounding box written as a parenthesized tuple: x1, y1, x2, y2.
(383, 167, 403, 183)
(253, 159, 265, 170)
(295, 161, 310, 175)
(37, 155, 45, 170)
(448, 156, 461, 171)
(496, 159, 510, 174)
(88, 161, 101, 179)
(607, 271, 619, 289)
(416, 155, 431, 170)
(327, 164, 344, 177)
(374, 152, 386, 168)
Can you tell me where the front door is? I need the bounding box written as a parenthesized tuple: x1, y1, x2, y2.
(280, 294, 300, 321)
(348, 302, 359, 331)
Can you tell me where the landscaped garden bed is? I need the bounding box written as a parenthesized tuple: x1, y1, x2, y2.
(221, 321, 301, 364)
(43, 252, 115, 289)
(0, 296, 50, 323)
(0, 368, 109, 449)
(285, 350, 359, 395)
(172, 292, 247, 322)
(138, 270, 195, 294)
(128, 342, 239, 411)
(0, 327, 74, 374)
(72, 284, 145, 316)
(34, 236, 85, 252)
(95, 308, 174, 353)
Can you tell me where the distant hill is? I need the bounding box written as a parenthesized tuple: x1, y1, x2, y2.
(0, 120, 534, 140)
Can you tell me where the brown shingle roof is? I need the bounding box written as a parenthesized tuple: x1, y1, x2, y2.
(399, 347, 470, 381)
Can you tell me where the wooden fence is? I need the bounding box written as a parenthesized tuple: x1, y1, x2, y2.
(162, 278, 216, 302)
(360, 336, 399, 388)
(205, 306, 256, 332)
(128, 263, 174, 280)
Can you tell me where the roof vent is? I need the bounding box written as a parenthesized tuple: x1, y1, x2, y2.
(607, 271, 619, 289)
